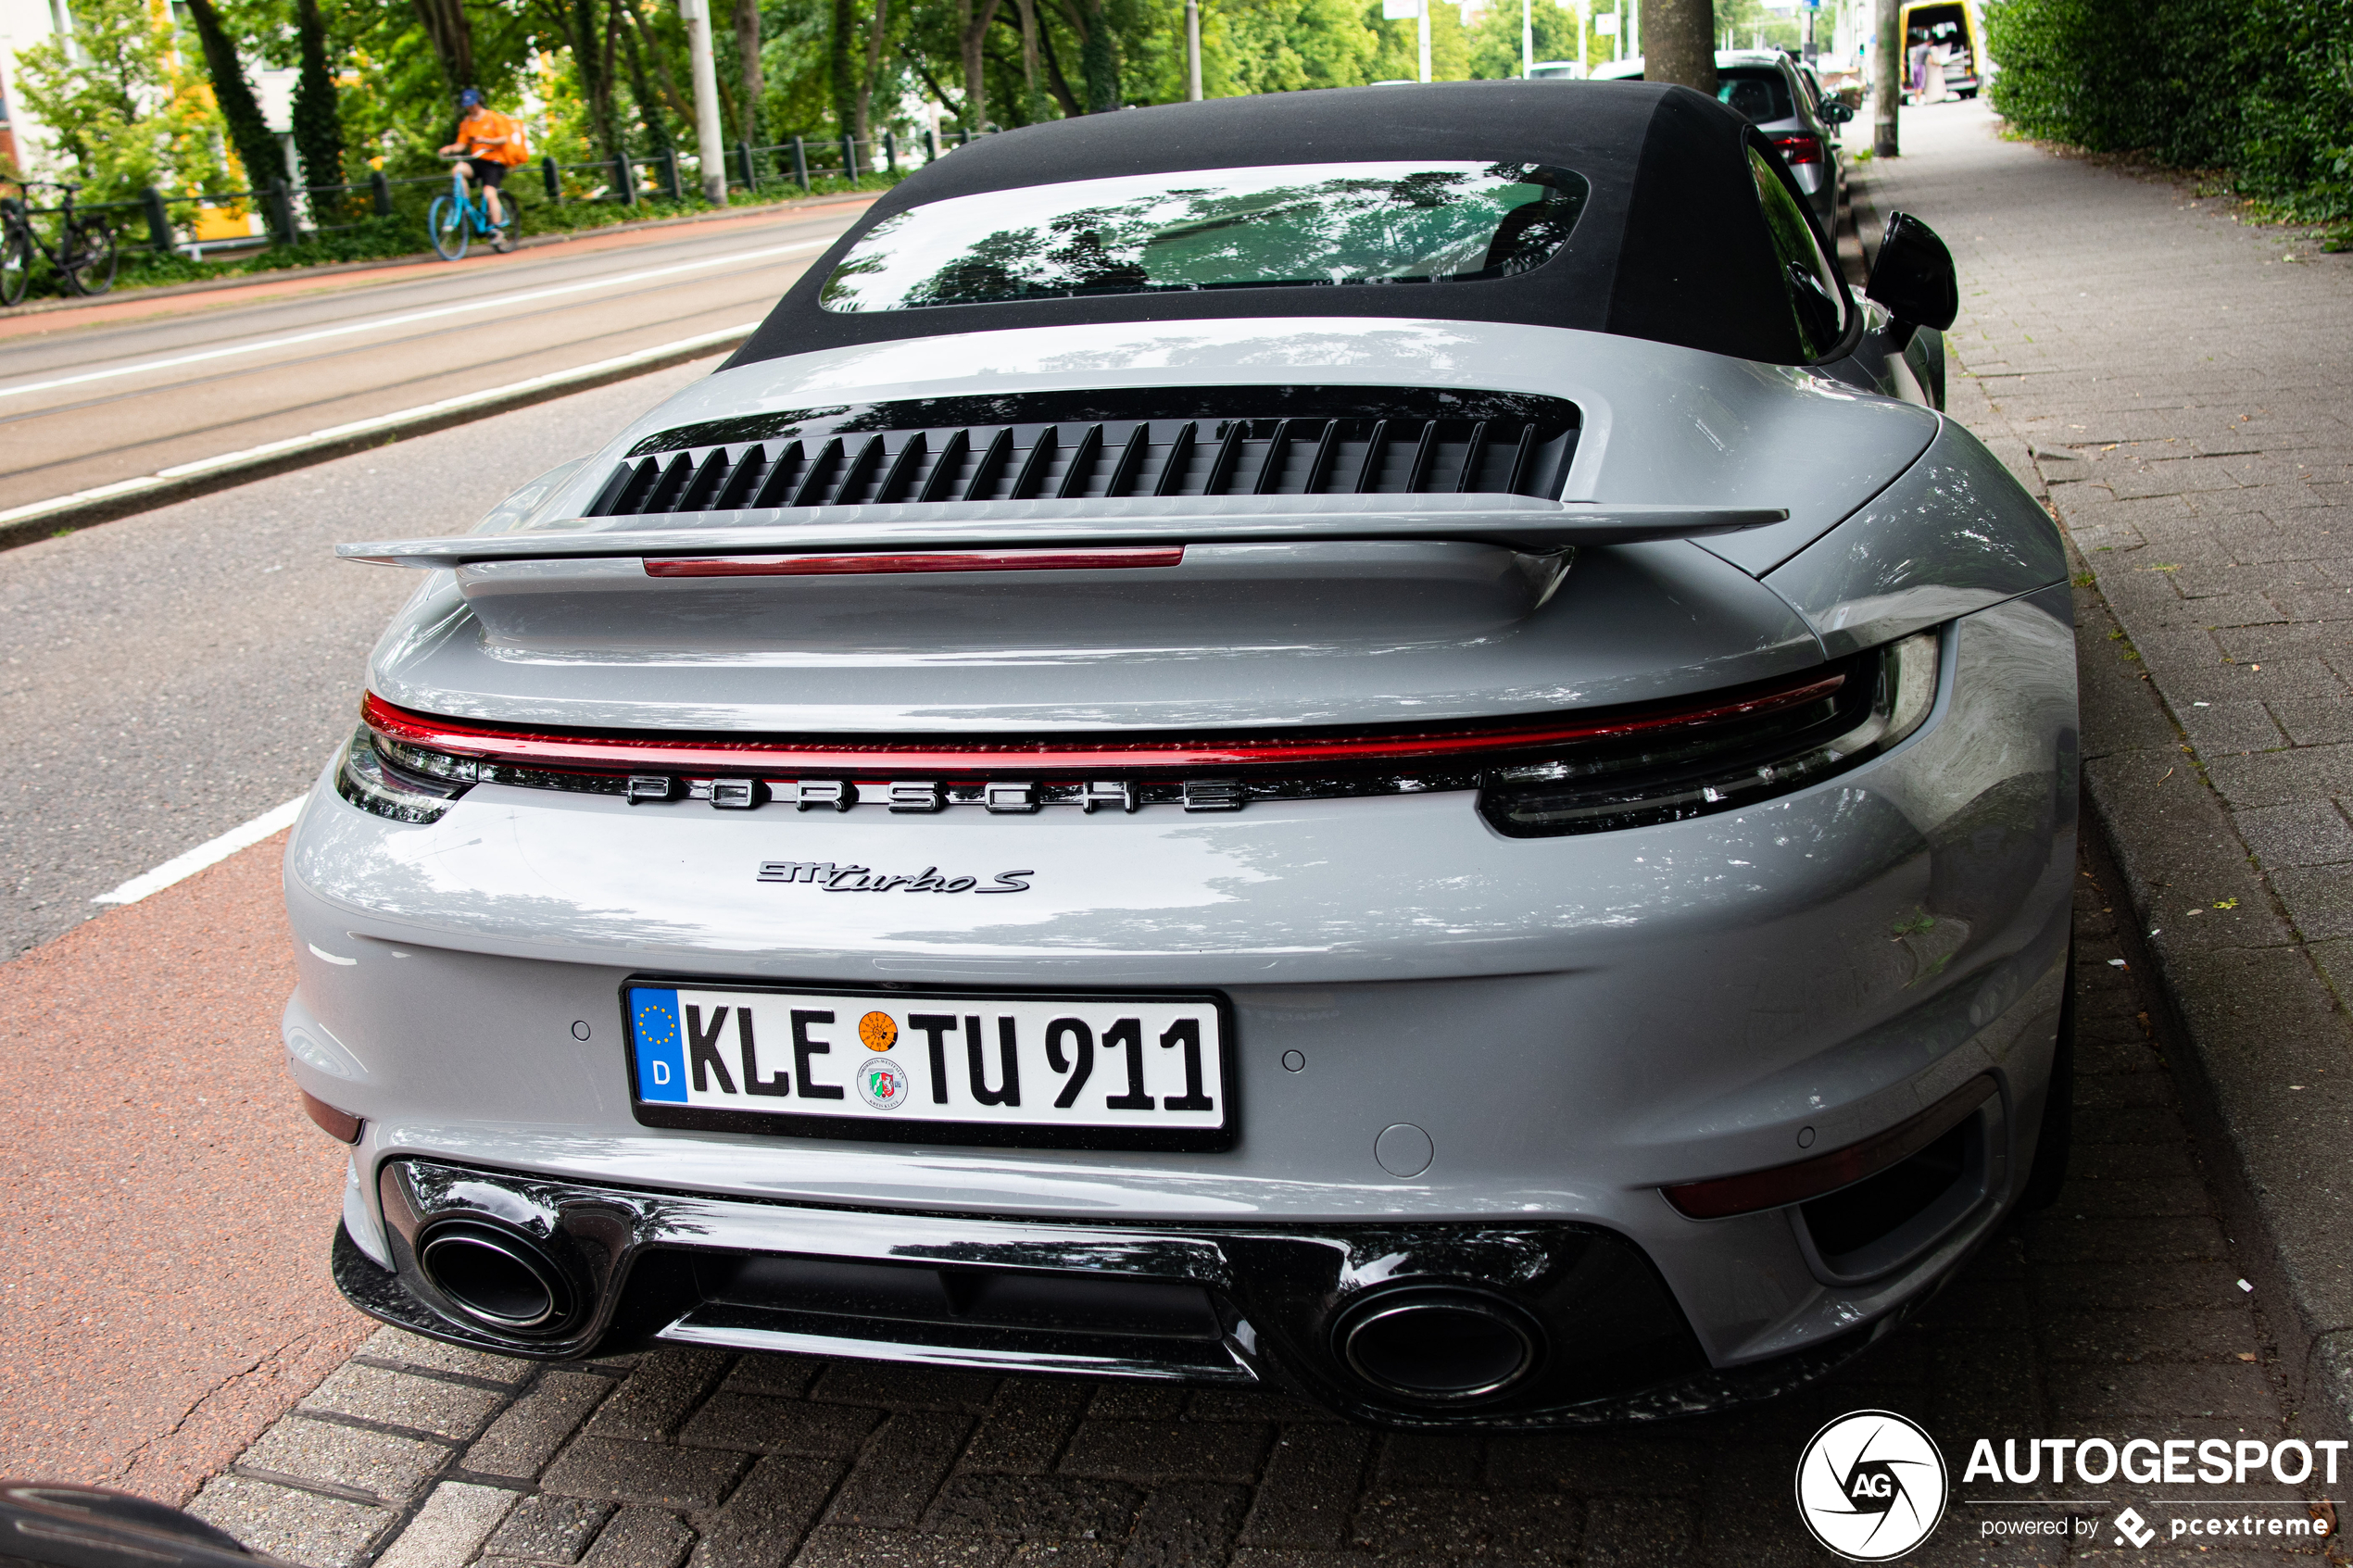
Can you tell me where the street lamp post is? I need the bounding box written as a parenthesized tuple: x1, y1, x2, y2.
(1185, 0, 1202, 98)
(679, 0, 728, 203)
(1521, 0, 1532, 77)
(1418, 0, 1431, 83)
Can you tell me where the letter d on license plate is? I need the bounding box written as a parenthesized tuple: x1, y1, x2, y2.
(623, 982, 1234, 1151)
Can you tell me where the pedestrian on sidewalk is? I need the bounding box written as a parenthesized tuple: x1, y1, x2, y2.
(437, 88, 528, 253)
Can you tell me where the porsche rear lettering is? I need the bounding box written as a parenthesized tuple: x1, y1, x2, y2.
(680, 777, 1239, 813)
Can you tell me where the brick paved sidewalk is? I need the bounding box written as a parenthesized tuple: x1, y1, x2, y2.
(1863, 100, 2353, 1443)
(180, 876, 2331, 1568)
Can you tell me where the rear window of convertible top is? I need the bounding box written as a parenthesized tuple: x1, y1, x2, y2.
(817, 160, 1591, 312)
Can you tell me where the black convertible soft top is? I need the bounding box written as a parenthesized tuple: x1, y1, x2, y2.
(727, 81, 1823, 370)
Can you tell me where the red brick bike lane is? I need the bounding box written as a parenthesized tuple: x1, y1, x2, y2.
(0, 831, 365, 1503)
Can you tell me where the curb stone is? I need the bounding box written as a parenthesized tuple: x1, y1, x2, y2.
(2069, 551, 2353, 1446)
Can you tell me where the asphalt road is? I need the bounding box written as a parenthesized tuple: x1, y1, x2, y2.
(0, 356, 716, 960)
(0, 201, 862, 514)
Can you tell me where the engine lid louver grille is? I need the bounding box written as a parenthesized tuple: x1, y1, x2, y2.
(585, 387, 1579, 519)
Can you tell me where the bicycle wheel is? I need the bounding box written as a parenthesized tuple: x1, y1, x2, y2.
(428, 195, 469, 260)
(0, 221, 29, 307)
(63, 219, 116, 297)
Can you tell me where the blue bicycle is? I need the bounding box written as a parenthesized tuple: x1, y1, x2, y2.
(428, 157, 518, 260)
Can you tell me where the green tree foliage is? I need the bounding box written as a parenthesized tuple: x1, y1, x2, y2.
(1986, 0, 2352, 220)
(323, 0, 533, 172)
(1466, 0, 1583, 76)
(761, 0, 843, 136)
(1363, 0, 1470, 81)
(8, 0, 230, 199)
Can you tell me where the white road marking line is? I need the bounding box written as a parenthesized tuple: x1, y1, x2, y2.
(0, 237, 824, 401)
(0, 320, 760, 530)
(94, 795, 308, 906)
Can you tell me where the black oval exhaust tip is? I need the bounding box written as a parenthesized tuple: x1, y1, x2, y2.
(417, 1222, 572, 1331)
(1335, 1288, 1541, 1402)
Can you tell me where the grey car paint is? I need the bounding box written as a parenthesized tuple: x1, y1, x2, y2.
(1761, 417, 2067, 654)
(292, 307, 2073, 1411)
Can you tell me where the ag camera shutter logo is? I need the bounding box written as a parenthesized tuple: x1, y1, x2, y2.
(1795, 1410, 1949, 1561)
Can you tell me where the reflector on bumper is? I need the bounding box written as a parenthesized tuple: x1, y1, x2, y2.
(1661, 1075, 1996, 1220)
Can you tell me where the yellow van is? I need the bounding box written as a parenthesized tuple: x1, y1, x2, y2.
(1899, 1, 1984, 100)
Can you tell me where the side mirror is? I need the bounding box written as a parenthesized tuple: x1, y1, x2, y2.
(1864, 211, 1958, 349)
(1818, 99, 1856, 123)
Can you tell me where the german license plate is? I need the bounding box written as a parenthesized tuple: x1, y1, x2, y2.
(623, 983, 1234, 1150)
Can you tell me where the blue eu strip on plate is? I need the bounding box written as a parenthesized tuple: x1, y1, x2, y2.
(631, 987, 689, 1103)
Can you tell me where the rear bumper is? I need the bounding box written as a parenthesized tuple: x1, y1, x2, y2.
(293, 593, 2076, 1404)
(333, 1157, 1919, 1427)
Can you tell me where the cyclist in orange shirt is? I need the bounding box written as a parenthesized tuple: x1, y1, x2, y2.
(437, 88, 525, 252)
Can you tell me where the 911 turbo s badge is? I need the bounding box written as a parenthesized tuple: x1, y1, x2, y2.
(758, 860, 1033, 894)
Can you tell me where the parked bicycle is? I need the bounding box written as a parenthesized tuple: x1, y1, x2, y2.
(0, 180, 119, 306)
(428, 157, 519, 261)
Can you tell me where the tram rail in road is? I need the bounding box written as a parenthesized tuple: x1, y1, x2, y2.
(0, 201, 866, 522)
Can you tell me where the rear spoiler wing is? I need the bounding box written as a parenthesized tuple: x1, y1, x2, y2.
(338, 495, 1789, 568)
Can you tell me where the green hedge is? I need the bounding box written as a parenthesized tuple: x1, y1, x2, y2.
(1984, 0, 2353, 221)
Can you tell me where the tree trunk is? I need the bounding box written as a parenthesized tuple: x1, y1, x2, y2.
(831, 0, 859, 135)
(1642, 0, 1716, 95)
(622, 0, 695, 129)
(409, 0, 475, 93)
(955, 0, 1001, 131)
(290, 0, 346, 194)
(182, 0, 289, 237)
(1032, 11, 1082, 118)
(733, 0, 763, 144)
(565, 0, 626, 165)
(1078, 0, 1117, 113)
(616, 1, 676, 158)
(856, 0, 889, 143)
(1013, 0, 1044, 120)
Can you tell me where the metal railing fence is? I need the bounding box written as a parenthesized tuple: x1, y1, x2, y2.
(3, 171, 445, 259)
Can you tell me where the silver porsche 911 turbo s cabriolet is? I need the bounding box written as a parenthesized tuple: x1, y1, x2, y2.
(294, 80, 2074, 1427)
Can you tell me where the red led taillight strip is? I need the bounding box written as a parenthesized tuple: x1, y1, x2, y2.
(644, 547, 1186, 577)
(361, 671, 1843, 775)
